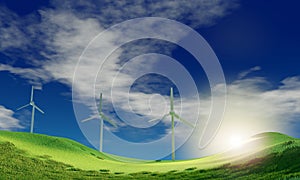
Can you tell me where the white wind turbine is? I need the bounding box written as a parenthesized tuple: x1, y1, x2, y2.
(149, 87, 194, 160)
(17, 86, 44, 133)
(81, 93, 117, 152)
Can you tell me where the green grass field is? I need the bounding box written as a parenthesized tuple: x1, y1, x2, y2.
(0, 130, 299, 179)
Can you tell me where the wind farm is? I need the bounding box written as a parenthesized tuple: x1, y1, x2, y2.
(16, 86, 44, 133)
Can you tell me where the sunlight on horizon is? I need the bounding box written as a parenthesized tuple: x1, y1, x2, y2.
(229, 134, 244, 148)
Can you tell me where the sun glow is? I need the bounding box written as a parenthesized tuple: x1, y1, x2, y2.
(229, 135, 244, 148)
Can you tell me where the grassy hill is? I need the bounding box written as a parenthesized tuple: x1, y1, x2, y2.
(0, 130, 300, 179)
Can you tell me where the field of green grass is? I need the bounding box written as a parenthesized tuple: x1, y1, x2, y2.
(0, 130, 300, 179)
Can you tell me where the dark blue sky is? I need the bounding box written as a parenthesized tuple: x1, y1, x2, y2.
(0, 0, 300, 160)
(202, 0, 300, 82)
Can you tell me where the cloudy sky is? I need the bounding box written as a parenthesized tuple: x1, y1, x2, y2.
(0, 0, 300, 160)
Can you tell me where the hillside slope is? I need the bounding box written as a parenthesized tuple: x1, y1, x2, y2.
(0, 131, 151, 171)
(0, 130, 300, 179)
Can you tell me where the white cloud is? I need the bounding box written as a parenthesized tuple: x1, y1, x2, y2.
(50, 0, 239, 28)
(0, 64, 52, 86)
(238, 66, 261, 79)
(0, 8, 28, 50)
(0, 0, 239, 56)
(0, 105, 23, 130)
(262, 77, 300, 120)
(0, 0, 239, 94)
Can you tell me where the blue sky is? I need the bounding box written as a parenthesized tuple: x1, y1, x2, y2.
(0, 0, 300, 160)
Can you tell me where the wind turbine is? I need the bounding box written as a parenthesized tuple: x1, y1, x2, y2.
(81, 93, 117, 152)
(17, 86, 44, 133)
(149, 87, 194, 160)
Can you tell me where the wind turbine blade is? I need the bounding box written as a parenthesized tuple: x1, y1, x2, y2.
(99, 93, 103, 113)
(148, 114, 169, 122)
(100, 114, 117, 128)
(31, 86, 34, 102)
(16, 104, 30, 110)
(33, 105, 44, 114)
(173, 113, 194, 128)
(161, 113, 170, 120)
(170, 87, 174, 111)
(81, 115, 98, 122)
